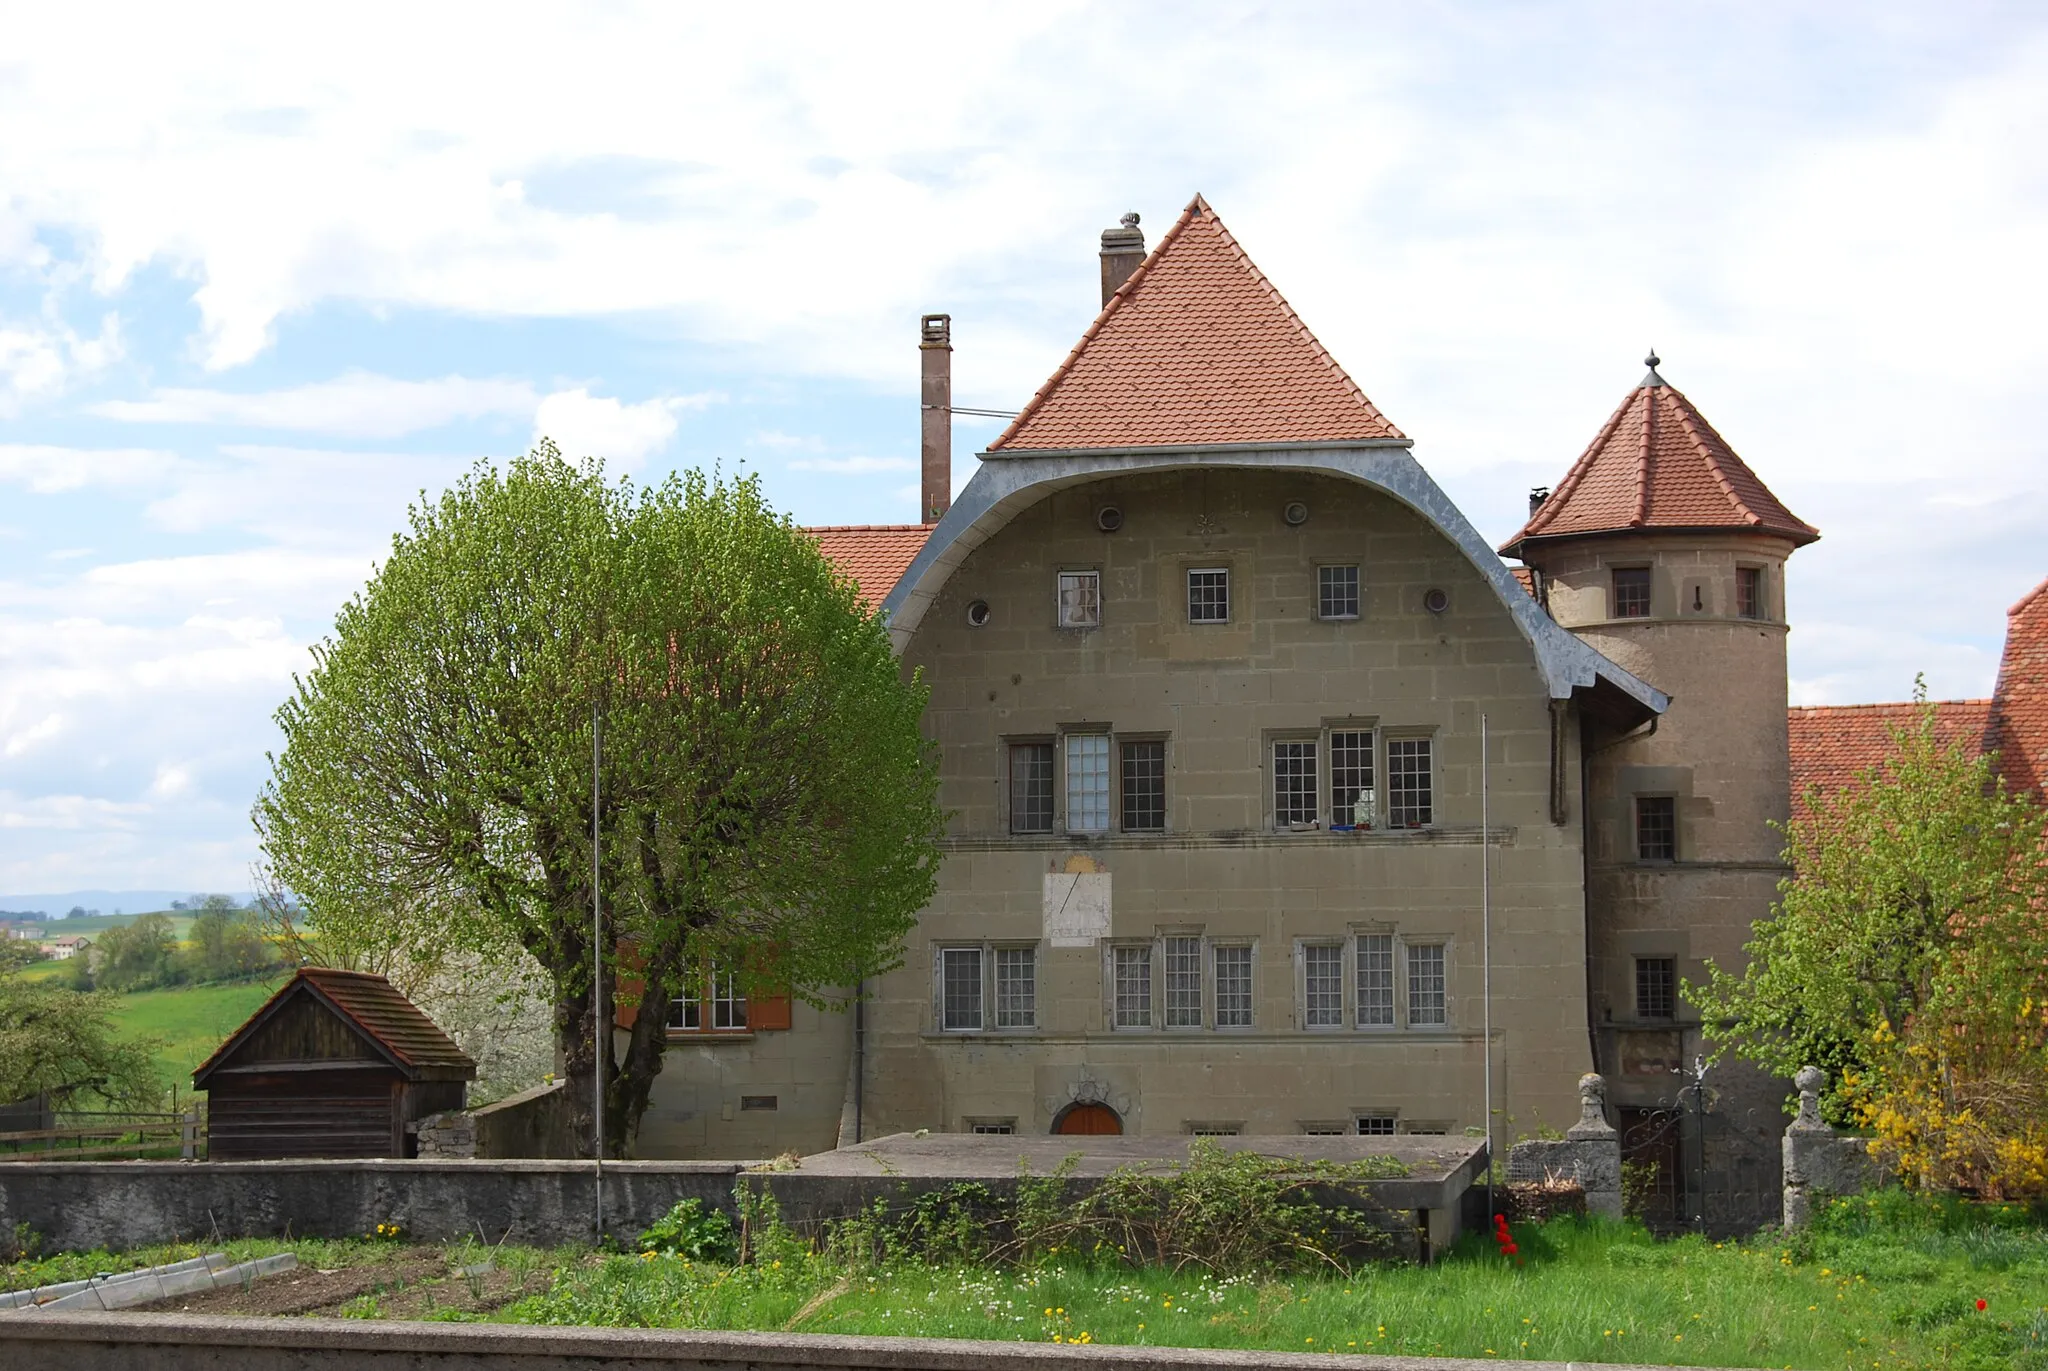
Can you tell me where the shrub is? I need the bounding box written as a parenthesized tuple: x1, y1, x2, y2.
(637, 1198, 737, 1263)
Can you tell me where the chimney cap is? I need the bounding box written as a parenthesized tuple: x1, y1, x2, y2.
(921, 313, 951, 347)
(1119, 211, 1140, 229)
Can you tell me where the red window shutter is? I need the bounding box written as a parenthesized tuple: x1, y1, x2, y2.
(614, 939, 645, 1029)
(750, 992, 792, 1031)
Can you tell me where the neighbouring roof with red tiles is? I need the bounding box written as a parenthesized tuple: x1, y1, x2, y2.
(806, 525, 930, 605)
(195, 966, 475, 1083)
(989, 195, 1405, 452)
(1787, 700, 1993, 807)
(1502, 363, 1819, 553)
(1509, 566, 1538, 599)
(1984, 576, 2048, 798)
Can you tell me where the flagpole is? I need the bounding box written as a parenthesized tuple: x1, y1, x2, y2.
(1482, 712, 1494, 1224)
(592, 701, 604, 1240)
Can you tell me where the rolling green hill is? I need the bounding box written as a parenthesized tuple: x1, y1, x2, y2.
(106, 978, 285, 1092)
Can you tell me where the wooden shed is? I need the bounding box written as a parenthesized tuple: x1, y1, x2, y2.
(193, 967, 475, 1159)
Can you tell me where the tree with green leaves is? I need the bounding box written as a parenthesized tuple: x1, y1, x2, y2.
(0, 962, 163, 1112)
(256, 446, 943, 1153)
(184, 904, 273, 982)
(92, 913, 181, 993)
(1689, 688, 2048, 1194)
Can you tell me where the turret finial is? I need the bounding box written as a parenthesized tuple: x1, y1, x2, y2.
(1643, 348, 1665, 386)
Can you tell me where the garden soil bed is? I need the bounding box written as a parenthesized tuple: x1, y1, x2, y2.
(130, 1250, 548, 1319)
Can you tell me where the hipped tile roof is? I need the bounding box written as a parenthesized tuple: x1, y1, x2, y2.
(990, 196, 1405, 451)
(807, 525, 930, 605)
(1984, 576, 2048, 798)
(1503, 364, 1818, 553)
(1786, 575, 2048, 813)
(1788, 700, 1993, 806)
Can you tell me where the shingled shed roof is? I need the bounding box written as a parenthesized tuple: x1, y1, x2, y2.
(1502, 359, 1819, 555)
(989, 196, 1406, 452)
(1984, 576, 2048, 799)
(807, 525, 930, 605)
(193, 966, 474, 1085)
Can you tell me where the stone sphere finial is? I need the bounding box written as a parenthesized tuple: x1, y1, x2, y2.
(1578, 1072, 1607, 1104)
(1795, 1065, 1825, 1095)
(1791, 1065, 1828, 1131)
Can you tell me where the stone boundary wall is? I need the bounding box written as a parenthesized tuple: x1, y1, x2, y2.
(1504, 1073, 1622, 1219)
(0, 1312, 1696, 1371)
(414, 1080, 575, 1160)
(0, 1160, 742, 1253)
(1781, 1067, 1881, 1230)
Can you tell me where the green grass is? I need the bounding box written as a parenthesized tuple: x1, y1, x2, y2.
(105, 976, 283, 1085)
(8, 1197, 2045, 1369)
(500, 1212, 2048, 1369)
(13, 958, 72, 983)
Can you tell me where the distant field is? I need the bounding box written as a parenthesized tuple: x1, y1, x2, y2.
(106, 977, 284, 1088)
(14, 957, 73, 983)
(9, 910, 198, 936)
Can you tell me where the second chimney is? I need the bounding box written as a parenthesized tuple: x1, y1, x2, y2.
(920, 314, 951, 525)
(1099, 211, 1145, 305)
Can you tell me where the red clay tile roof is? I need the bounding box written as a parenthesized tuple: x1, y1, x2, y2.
(1509, 566, 1539, 599)
(1502, 365, 1819, 553)
(1984, 576, 2048, 799)
(806, 525, 930, 605)
(1787, 700, 1993, 809)
(195, 966, 474, 1083)
(989, 196, 1405, 451)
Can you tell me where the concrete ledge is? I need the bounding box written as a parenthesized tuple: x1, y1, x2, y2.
(0, 1159, 746, 1252)
(0, 1311, 1694, 1371)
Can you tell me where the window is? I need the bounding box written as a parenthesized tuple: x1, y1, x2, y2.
(1187, 1123, 1241, 1136)
(1009, 743, 1053, 834)
(1356, 934, 1395, 1027)
(1636, 795, 1677, 861)
(1301, 1124, 1349, 1136)
(1065, 733, 1111, 833)
(1407, 943, 1447, 1026)
(1113, 944, 1152, 1028)
(1057, 570, 1100, 628)
(1120, 740, 1166, 832)
(1356, 1113, 1397, 1137)
(1612, 566, 1651, 618)
(970, 1121, 1016, 1135)
(1330, 729, 1376, 827)
(995, 947, 1037, 1028)
(1187, 568, 1230, 623)
(711, 968, 748, 1030)
(1737, 566, 1765, 620)
(666, 966, 749, 1032)
(1387, 738, 1433, 827)
(740, 1095, 777, 1111)
(1213, 945, 1253, 1028)
(1273, 739, 1319, 827)
(1303, 943, 1344, 1028)
(1636, 956, 1677, 1020)
(1318, 564, 1360, 619)
(1164, 935, 1203, 1028)
(940, 947, 983, 1030)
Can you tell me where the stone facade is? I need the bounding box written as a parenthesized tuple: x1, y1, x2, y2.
(1521, 530, 1803, 1230)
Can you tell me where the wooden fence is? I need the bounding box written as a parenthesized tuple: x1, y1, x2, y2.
(0, 1109, 204, 1161)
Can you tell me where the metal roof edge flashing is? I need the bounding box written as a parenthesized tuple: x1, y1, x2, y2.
(880, 446, 1669, 721)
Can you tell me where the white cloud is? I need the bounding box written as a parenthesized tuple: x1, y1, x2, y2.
(0, 311, 121, 415)
(532, 388, 712, 465)
(91, 371, 538, 438)
(0, 444, 180, 493)
(787, 454, 916, 474)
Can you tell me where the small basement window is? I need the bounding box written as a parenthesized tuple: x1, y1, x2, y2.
(740, 1095, 778, 1111)
(970, 1120, 1017, 1135)
(1356, 1113, 1397, 1136)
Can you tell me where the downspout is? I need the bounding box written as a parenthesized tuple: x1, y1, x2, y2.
(853, 976, 866, 1144)
(1580, 711, 1660, 1075)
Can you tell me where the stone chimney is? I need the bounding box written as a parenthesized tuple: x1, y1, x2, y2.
(1099, 212, 1145, 305)
(919, 313, 951, 525)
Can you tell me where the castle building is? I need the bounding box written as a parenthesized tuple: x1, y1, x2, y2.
(628, 195, 2034, 1231)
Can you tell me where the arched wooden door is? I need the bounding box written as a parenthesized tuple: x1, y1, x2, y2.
(1053, 1102, 1122, 1135)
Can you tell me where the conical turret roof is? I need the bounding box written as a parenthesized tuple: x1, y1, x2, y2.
(1501, 357, 1818, 556)
(989, 196, 1405, 451)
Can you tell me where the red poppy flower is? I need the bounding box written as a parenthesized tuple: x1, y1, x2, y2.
(1976, 1299, 1988, 1312)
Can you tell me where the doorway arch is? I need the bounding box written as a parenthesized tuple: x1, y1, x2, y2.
(1052, 1102, 1123, 1135)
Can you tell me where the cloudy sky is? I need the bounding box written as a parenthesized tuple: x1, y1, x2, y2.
(2, 2, 2045, 893)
